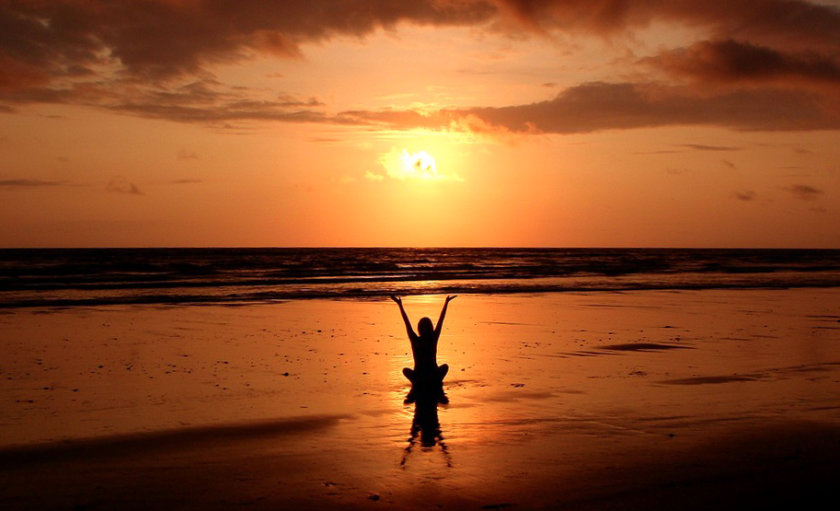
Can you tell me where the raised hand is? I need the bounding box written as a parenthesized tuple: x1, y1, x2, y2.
(392, 294, 415, 339)
(434, 295, 456, 337)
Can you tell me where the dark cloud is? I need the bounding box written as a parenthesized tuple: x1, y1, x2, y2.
(3, 1, 838, 87)
(14, 73, 834, 133)
(633, 149, 681, 154)
(470, 82, 839, 133)
(785, 183, 824, 200)
(647, 39, 840, 86)
(11, 76, 334, 125)
(177, 149, 200, 160)
(680, 144, 741, 151)
(1, 0, 838, 135)
(495, 0, 840, 50)
(113, 101, 331, 124)
(732, 190, 756, 201)
(107, 177, 143, 195)
(0, 0, 496, 86)
(345, 81, 840, 133)
(0, 178, 66, 188)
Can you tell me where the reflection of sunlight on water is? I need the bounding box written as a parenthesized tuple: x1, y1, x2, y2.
(400, 292, 446, 304)
(382, 293, 550, 466)
(385, 350, 415, 441)
(286, 291, 840, 491)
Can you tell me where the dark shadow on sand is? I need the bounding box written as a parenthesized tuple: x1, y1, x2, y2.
(0, 414, 351, 466)
(600, 343, 692, 352)
(659, 375, 760, 385)
(401, 382, 451, 468)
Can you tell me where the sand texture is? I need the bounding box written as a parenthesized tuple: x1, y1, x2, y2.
(1, 288, 839, 509)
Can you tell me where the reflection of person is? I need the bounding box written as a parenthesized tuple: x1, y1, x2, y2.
(401, 390, 452, 468)
(390, 294, 456, 385)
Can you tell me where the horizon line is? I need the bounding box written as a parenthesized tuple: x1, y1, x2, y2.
(1, 246, 839, 251)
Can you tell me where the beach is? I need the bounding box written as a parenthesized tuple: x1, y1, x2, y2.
(4, 0, 840, 506)
(1, 288, 839, 509)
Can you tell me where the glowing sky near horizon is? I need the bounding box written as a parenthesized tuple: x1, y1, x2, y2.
(1, 0, 839, 247)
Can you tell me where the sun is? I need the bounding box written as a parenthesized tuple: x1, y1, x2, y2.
(377, 148, 443, 181)
(370, 144, 463, 183)
(399, 150, 438, 179)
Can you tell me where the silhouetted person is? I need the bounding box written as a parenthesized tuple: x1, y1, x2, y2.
(390, 295, 456, 390)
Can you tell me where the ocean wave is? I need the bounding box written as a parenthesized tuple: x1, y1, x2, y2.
(1, 248, 839, 308)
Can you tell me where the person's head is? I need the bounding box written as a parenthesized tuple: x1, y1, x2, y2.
(417, 317, 434, 338)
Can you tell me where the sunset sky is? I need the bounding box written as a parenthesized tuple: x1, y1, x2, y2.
(1, 0, 839, 248)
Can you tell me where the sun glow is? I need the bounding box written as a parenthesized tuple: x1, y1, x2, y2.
(401, 150, 437, 179)
(377, 148, 448, 181)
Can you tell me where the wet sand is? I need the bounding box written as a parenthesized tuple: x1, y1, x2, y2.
(1, 288, 839, 509)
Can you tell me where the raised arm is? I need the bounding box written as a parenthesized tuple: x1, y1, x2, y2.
(434, 295, 457, 338)
(391, 295, 417, 340)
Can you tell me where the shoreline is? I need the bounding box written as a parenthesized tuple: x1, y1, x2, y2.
(3, 278, 840, 310)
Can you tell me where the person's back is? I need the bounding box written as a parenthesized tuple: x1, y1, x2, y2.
(411, 317, 438, 375)
(391, 295, 456, 384)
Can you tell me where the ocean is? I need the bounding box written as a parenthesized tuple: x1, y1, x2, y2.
(1, 247, 839, 308)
